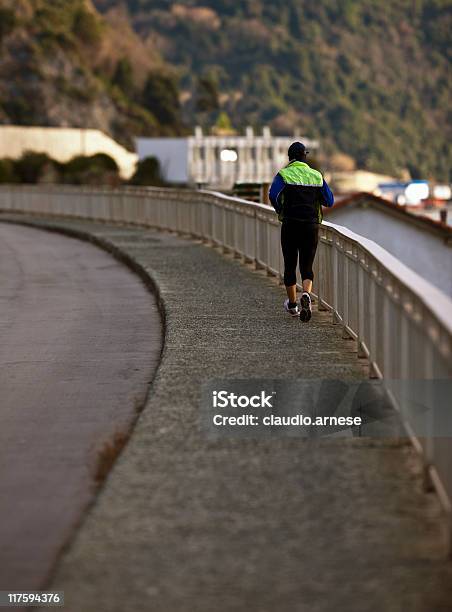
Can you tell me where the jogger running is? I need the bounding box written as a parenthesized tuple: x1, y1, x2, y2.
(269, 142, 334, 322)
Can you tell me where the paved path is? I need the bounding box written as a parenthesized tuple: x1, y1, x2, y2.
(0, 223, 161, 595)
(1, 216, 451, 612)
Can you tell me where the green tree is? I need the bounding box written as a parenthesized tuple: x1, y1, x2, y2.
(129, 157, 164, 186)
(72, 8, 102, 46)
(61, 153, 119, 185)
(142, 71, 182, 128)
(0, 8, 16, 44)
(14, 152, 54, 184)
(113, 58, 135, 94)
(215, 111, 233, 132)
(0, 158, 18, 183)
(195, 75, 219, 113)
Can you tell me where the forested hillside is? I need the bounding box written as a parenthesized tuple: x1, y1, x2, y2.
(95, 0, 451, 180)
(1, 0, 450, 179)
(0, 0, 184, 148)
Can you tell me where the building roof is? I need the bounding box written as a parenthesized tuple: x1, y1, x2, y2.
(326, 192, 452, 243)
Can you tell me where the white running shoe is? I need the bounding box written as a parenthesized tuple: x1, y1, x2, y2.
(300, 292, 312, 322)
(284, 299, 300, 317)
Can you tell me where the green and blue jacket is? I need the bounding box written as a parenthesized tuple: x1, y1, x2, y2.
(269, 161, 334, 223)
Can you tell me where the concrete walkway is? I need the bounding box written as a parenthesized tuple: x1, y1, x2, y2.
(1, 215, 451, 612)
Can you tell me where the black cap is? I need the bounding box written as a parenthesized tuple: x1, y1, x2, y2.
(288, 141, 309, 161)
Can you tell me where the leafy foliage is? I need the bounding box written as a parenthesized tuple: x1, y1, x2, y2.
(112, 58, 135, 94)
(0, 8, 16, 44)
(0, 151, 121, 185)
(96, 0, 451, 180)
(0, 0, 185, 149)
(13, 152, 55, 184)
(1, 1, 450, 180)
(0, 158, 18, 183)
(214, 111, 234, 134)
(195, 75, 220, 113)
(72, 7, 103, 46)
(129, 156, 164, 186)
(0, 150, 164, 186)
(61, 153, 119, 184)
(142, 71, 182, 130)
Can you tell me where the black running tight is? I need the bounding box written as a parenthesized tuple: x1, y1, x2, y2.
(281, 221, 319, 286)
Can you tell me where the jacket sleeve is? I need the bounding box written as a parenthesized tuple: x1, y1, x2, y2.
(320, 179, 334, 207)
(269, 173, 285, 214)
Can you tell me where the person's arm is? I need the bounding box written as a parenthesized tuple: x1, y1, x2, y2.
(320, 178, 334, 207)
(269, 173, 285, 214)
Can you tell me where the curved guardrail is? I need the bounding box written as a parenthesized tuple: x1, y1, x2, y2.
(1, 184, 451, 536)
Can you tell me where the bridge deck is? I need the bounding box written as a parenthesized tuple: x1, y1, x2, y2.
(2, 215, 451, 612)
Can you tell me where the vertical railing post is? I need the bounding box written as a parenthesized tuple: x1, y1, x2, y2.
(342, 246, 349, 338)
(332, 236, 339, 324)
(369, 272, 379, 378)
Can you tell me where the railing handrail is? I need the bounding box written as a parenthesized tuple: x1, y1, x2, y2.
(321, 220, 452, 335)
(204, 188, 452, 335)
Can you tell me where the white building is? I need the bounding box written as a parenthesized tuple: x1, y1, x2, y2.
(325, 193, 452, 298)
(0, 126, 138, 179)
(136, 127, 319, 189)
(330, 170, 397, 194)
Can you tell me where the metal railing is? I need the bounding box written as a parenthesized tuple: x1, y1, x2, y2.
(1, 184, 451, 535)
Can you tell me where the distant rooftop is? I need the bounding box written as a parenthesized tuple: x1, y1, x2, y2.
(325, 192, 452, 297)
(328, 192, 451, 241)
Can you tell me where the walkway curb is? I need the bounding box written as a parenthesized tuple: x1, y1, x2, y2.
(0, 214, 167, 344)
